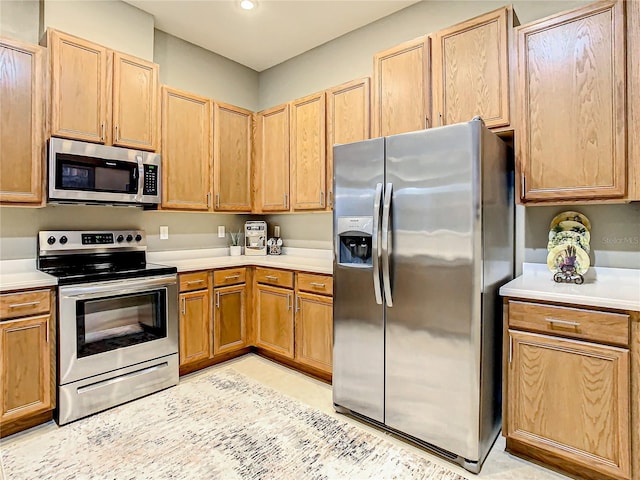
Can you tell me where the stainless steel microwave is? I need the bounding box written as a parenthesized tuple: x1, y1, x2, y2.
(48, 137, 161, 206)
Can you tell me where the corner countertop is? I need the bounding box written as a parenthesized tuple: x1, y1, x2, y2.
(0, 259, 58, 293)
(500, 263, 640, 311)
(0, 248, 333, 292)
(147, 247, 333, 275)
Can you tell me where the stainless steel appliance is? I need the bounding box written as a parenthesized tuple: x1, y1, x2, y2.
(332, 118, 514, 473)
(48, 137, 161, 206)
(245, 221, 267, 256)
(37, 230, 178, 425)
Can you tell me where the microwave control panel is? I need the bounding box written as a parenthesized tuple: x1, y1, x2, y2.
(143, 165, 158, 196)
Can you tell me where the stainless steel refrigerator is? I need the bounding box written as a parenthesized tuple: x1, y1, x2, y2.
(332, 118, 514, 473)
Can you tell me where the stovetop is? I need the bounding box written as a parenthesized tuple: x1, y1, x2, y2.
(37, 230, 177, 285)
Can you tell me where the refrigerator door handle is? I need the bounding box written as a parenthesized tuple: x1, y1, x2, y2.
(372, 182, 384, 305)
(381, 182, 393, 307)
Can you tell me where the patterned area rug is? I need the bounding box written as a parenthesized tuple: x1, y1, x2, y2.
(1, 369, 466, 480)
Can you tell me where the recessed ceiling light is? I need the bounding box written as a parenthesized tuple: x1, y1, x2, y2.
(240, 0, 256, 10)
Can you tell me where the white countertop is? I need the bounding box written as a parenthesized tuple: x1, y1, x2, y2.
(147, 247, 333, 274)
(0, 248, 333, 292)
(500, 263, 640, 311)
(0, 259, 58, 292)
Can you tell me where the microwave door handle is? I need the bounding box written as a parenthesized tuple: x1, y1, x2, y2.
(381, 182, 393, 307)
(135, 155, 143, 197)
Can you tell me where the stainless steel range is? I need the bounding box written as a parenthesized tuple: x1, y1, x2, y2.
(37, 230, 179, 425)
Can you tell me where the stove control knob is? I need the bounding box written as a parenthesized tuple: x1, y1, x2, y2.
(59, 236, 68, 245)
(126, 234, 133, 242)
(47, 236, 56, 245)
(116, 235, 124, 243)
(135, 234, 142, 242)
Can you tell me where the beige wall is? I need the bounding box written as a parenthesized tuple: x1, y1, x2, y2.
(258, 0, 591, 110)
(154, 30, 259, 111)
(42, 0, 154, 60)
(0, 0, 40, 43)
(0, 206, 248, 260)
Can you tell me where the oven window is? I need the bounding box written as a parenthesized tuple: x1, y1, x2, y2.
(76, 290, 167, 358)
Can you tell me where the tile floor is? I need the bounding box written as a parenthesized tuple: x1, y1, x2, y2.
(1, 353, 571, 480)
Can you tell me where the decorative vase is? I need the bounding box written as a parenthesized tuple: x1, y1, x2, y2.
(229, 245, 242, 256)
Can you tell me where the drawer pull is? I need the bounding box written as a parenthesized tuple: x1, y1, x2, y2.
(8, 301, 41, 309)
(224, 275, 240, 280)
(265, 275, 279, 281)
(186, 280, 205, 285)
(546, 317, 580, 327)
(309, 282, 326, 288)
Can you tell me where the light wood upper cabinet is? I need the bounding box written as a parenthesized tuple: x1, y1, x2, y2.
(255, 104, 290, 212)
(48, 29, 159, 151)
(255, 284, 294, 358)
(326, 78, 370, 210)
(0, 37, 46, 205)
(373, 36, 431, 137)
(0, 314, 52, 426)
(161, 86, 212, 211)
(628, 0, 640, 201)
(213, 102, 253, 212)
(516, 1, 626, 202)
(213, 284, 247, 355)
(179, 288, 211, 367)
(49, 30, 109, 144)
(112, 52, 159, 151)
(506, 330, 631, 480)
(431, 7, 512, 129)
(290, 91, 326, 210)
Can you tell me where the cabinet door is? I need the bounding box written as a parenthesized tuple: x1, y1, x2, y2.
(161, 86, 212, 210)
(628, 0, 640, 201)
(517, 1, 626, 201)
(0, 315, 52, 423)
(112, 52, 158, 151)
(0, 38, 45, 204)
(255, 285, 294, 358)
(255, 104, 290, 212)
(50, 30, 109, 143)
(290, 92, 326, 210)
(179, 289, 211, 367)
(432, 7, 510, 129)
(506, 330, 631, 479)
(326, 78, 370, 210)
(373, 36, 431, 137)
(213, 284, 247, 355)
(294, 292, 332, 374)
(213, 102, 252, 211)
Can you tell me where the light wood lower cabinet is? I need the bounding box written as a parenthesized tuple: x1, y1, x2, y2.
(255, 284, 295, 359)
(213, 284, 247, 355)
(294, 292, 332, 374)
(178, 288, 211, 367)
(0, 289, 55, 437)
(504, 299, 634, 480)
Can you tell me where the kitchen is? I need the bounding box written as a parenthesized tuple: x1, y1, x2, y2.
(1, 0, 639, 479)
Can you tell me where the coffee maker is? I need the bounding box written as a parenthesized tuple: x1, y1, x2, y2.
(244, 221, 267, 256)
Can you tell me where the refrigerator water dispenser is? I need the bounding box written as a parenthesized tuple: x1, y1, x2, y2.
(337, 216, 373, 266)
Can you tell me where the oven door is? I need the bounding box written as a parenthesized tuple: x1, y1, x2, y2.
(58, 275, 178, 385)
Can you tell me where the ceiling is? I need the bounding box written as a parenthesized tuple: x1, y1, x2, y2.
(124, 0, 420, 72)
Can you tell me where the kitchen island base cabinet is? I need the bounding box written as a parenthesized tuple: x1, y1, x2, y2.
(504, 299, 636, 480)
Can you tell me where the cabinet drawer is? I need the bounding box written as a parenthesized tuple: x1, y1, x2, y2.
(508, 301, 629, 346)
(255, 268, 293, 289)
(0, 290, 51, 319)
(179, 271, 209, 292)
(296, 273, 333, 296)
(213, 268, 246, 287)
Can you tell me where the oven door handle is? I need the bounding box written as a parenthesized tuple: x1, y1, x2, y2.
(59, 274, 177, 298)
